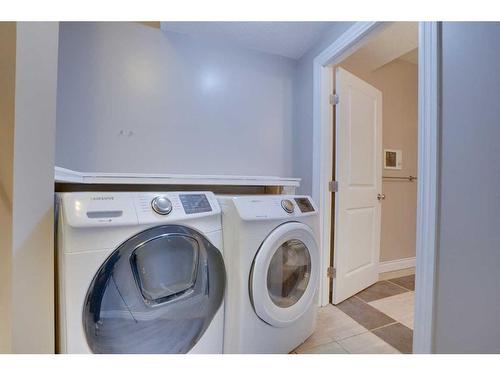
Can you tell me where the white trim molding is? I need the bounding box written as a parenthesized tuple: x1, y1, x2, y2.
(413, 21, 441, 354)
(378, 257, 416, 274)
(54, 166, 301, 188)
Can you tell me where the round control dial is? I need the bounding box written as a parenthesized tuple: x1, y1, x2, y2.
(281, 199, 295, 214)
(151, 196, 173, 215)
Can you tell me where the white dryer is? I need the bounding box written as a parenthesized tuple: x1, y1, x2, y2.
(57, 191, 225, 354)
(217, 195, 320, 353)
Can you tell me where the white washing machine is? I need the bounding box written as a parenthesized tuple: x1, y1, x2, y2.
(56, 191, 226, 354)
(217, 195, 320, 354)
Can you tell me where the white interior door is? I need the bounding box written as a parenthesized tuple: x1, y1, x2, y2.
(332, 67, 382, 304)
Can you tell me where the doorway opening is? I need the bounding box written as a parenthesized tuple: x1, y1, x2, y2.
(296, 22, 435, 354)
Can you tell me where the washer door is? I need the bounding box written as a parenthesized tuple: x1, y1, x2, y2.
(250, 222, 319, 328)
(82, 225, 225, 354)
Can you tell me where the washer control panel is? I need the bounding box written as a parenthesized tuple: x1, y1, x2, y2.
(61, 192, 220, 228)
(134, 192, 219, 224)
(146, 193, 215, 216)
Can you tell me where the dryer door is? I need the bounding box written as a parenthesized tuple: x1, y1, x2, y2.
(250, 222, 319, 328)
(82, 225, 225, 353)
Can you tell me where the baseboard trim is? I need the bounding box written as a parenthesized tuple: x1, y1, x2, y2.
(378, 257, 416, 274)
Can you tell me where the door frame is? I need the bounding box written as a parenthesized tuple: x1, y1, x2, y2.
(312, 21, 441, 354)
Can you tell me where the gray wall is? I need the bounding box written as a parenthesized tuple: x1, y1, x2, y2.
(292, 22, 354, 194)
(434, 22, 500, 353)
(56, 22, 296, 177)
(57, 21, 357, 186)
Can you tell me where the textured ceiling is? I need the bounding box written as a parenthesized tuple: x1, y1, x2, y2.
(160, 22, 335, 60)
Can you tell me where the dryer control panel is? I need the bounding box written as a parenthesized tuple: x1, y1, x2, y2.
(229, 195, 318, 221)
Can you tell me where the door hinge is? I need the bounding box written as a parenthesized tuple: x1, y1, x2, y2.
(329, 94, 339, 106)
(327, 267, 336, 279)
(329, 180, 338, 192)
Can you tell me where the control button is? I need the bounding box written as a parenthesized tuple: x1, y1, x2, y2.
(151, 196, 172, 215)
(281, 199, 295, 213)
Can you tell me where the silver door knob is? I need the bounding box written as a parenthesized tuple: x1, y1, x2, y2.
(377, 193, 386, 201)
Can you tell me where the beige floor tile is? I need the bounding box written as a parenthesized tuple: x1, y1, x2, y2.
(294, 330, 337, 352)
(298, 340, 348, 354)
(368, 291, 414, 329)
(316, 304, 368, 340)
(338, 331, 400, 354)
(295, 305, 368, 353)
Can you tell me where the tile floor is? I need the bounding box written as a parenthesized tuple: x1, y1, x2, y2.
(293, 274, 415, 354)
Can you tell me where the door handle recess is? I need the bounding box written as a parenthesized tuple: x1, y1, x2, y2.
(377, 193, 386, 201)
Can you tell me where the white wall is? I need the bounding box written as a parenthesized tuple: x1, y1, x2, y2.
(292, 22, 355, 194)
(434, 22, 500, 353)
(56, 22, 296, 177)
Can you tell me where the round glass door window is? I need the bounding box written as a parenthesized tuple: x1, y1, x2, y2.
(267, 239, 311, 308)
(82, 225, 225, 354)
(250, 222, 319, 327)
